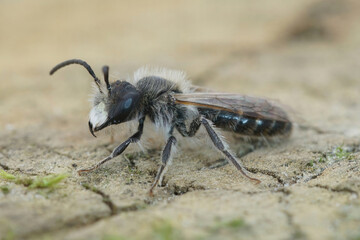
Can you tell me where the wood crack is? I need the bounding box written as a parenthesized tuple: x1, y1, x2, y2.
(81, 183, 117, 216)
(311, 184, 358, 196)
(245, 167, 285, 185)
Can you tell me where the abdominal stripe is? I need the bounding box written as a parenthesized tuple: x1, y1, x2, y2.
(198, 108, 291, 137)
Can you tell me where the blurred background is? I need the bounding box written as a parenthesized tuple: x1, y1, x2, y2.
(1, 0, 360, 139)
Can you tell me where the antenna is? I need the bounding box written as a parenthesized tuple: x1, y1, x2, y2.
(50, 59, 103, 93)
(102, 65, 111, 96)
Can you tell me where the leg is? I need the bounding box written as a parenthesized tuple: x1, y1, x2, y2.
(208, 158, 229, 169)
(78, 117, 145, 174)
(149, 136, 177, 196)
(208, 145, 254, 169)
(201, 117, 260, 184)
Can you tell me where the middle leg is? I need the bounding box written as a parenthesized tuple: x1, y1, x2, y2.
(149, 135, 177, 196)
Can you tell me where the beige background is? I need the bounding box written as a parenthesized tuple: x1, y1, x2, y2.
(1, 0, 360, 239)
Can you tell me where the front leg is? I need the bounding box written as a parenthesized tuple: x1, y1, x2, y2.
(78, 117, 145, 175)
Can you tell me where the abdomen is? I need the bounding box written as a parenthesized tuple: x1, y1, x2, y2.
(198, 108, 292, 137)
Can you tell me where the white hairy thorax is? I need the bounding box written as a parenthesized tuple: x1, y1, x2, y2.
(132, 66, 192, 93)
(133, 67, 199, 136)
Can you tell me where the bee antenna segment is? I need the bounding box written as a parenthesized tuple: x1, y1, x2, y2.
(49, 59, 103, 93)
(102, 65, 111, 96)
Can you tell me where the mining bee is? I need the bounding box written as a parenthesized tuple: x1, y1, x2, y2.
(50, 59, 292, 195)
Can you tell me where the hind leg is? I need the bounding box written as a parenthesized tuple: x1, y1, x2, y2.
(200, 117, 260, 184)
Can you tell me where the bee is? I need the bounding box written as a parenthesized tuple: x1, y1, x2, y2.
(50, 59, 292, 195)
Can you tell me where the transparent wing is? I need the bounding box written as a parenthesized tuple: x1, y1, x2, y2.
(174, 92, 291, 122)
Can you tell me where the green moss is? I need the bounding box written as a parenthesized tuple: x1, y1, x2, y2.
(126, 165, 142, 175)
(15, 177, 33, 187)
(29, 174, 68, 189)
(81, 183, 97, 192)
(152, 220, 182, 240)
(0, 185, 10, 194)
(318, 156, 326, 163)
(316, 146, 355, 166)
(334, 146, 354, 160)
(306, 160, 314, 167)
(0, 170, 68, 189)
(125, 165, 143, 184)
(212, 217, 246, 232)
(292, 229, 307, 240)
(3, 229, 15, 240)
(223, 218, 246, 229)
(0, 170, 16, 180)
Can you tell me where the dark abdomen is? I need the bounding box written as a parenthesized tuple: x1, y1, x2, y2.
(198, 108, 292, 137)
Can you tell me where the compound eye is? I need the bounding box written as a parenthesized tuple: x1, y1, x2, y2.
(124, 98, 132, 109)
(107, 82, 140, 124)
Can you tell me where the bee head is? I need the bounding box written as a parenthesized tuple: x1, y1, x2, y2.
(89, 80, 140, 136)
(50, 59, 140, 137)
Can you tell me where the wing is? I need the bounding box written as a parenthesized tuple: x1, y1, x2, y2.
(174, 92, 291, 122)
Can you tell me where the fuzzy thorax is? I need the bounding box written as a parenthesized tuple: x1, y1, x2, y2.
(133, 66, 192, 93)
